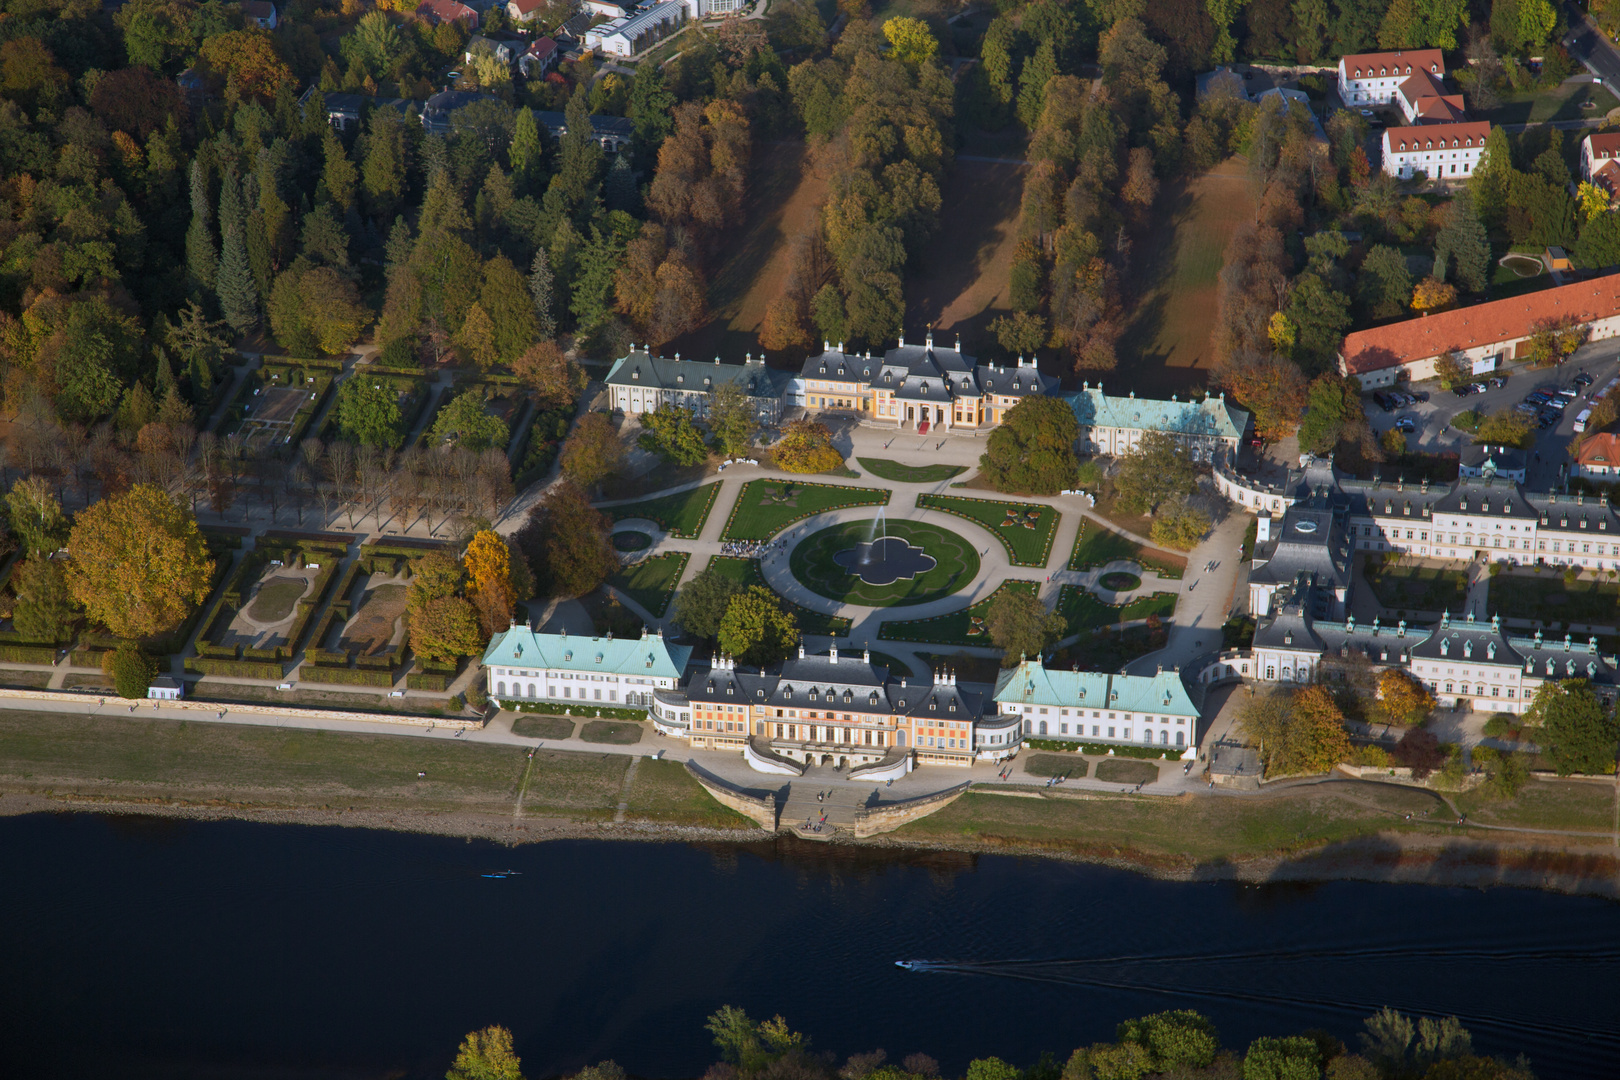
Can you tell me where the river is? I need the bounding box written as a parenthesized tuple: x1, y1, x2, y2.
(1, 814, 1617, 1079)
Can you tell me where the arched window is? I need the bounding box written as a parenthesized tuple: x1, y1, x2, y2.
(497, 681, 506, 696)
(1038, 720, 1048, 735)
(527, 684, 536, 698)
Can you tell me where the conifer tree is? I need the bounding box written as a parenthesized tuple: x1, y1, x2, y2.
(185, 160, 218, 294)
(509, 107, 544, 196)
(604, 153, 639, 214)
(548, 87, 603, 219)
(322, 128, 359, 212)
(216, 172, 261, 334)
(1016, 40, 1057, 130)
(385, 215, 413, 270)
(528, 248, 556, 338)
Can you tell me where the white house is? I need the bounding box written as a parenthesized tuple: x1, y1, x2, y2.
(1338, 48, 1444, 107)
(1063, 383, 1251, 462)
(240, 0, 278, 28)
(1381, 121, 1490, 181)
(147, 676, 184, 701)
(1395, 68, 1467, 124)
(1580, 132, 1620, 198)
(586, 0, 687, 57)
(481, 625, 692, 708)
(604, 351, 793, 424)
(993, 657, 1200, 753)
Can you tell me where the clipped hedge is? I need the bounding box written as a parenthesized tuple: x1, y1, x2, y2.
(359, 542, 447, 559)
(1023, 737, 1184, 760)
(406, 671, 452, 691)
(301, 665, 395, 687)
(71, 647, 110, 667)
(0, 643, 56, 664)
(186, 657, 284, 679)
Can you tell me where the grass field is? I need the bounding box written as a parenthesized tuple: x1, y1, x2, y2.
(1454, 777, 1617, 832)
(1116, 158, 1255, 395)
(608, 552, 688, 618)
(877, 580, 1038, 647)
(511, 716, 575, 740)
(1057, 584, 1178, 635)
(621, 758, 755, 829)
(1068, 519, 1187, 578)
(1474, 81, 1620, 125)
(1024, 753, 1089, 778)
(720, 480, 889, 541)
(787, 520, 978, 607)
(703, 555, 853, 636)
(916, 493, 1059, 567)
(247, 577, 308, 622)
(579, 720, 643, 745)
(1490, 571, 1620, 627)
(856, 458, 968, 483)
(906, 158, 1028, 338)
(0, 669, 52, 688)
(602, 483, 720, 539)
(896, 781, 1448, 863)
(1096, 759, 1160, 785)
(1364, 560, 1471, 614)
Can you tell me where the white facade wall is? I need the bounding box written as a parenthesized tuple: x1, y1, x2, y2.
(487, 666, 674, 706)
(1003, 701, 1195, 749)
(1381, 132, 1483, 181)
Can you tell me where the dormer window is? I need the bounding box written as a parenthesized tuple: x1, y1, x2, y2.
(949, 702, 956, 712)
(564, 650, 573, 661)
(1581, 518, 1589, 529)
(676, 374, 684, 383)
(704, 377, 711, 386)
(631, 370, 640, 380)
(808, 688, 818, 700)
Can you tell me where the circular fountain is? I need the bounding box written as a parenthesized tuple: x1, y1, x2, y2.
(832, 508, 938, 585)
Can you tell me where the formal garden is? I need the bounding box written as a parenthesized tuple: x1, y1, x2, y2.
(720, 480, 889, 541)
(1490, 568, 1620, 627)
(603, 482, 720, 539)
(787, 519, 979, 607)
(1068, 520, 1186, 578)
(1057, 584, 1178, 634)
(611, 529, 652, 552)
(1363, 558, 1470, 614)
(877, 581, 1039, 647)
(915, 494, 1059, 567)
(855, 458, 968, 484)
(704, 555, 852, 636)
(607, 552, 689, 619)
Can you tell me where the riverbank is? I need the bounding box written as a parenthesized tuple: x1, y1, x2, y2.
(3, 709, 1617, 896)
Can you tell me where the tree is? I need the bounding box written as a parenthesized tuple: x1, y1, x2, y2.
(1474, 408, 1534, 448)
(1432, 191, 1491, 293)
(528, 249, 557, 338)
(1411, 276, 1458, 313)
(457, 302, 499, 370)
(518, 482, 620, 598)
(1243, 1036, 1321, 1080)
(11, 555, 78, 643)
(431, 389, 510, 451)
(1392, 726, 1447, 779)
(988, 312, 1048, 356)
(1113, 432, 1197, 515)
(882, 17, 939, 65)
(1150, 504, 1211, 550)
(1378, 668, 1436, 724)
(1470, 126, 1514, 228)
(674, 567, 747, 639)
(637, 404, 710, 466)
(1297, 374, 1372, 457)
(1357, 245, 1414, 320)
(1239, 685, 1352, 777)
(446, 1026, 525, 1080)
(512, 342, 586, 411)
(977, 396, 1079, 496)
(464, 529, 516, 636)
(103, 641, 157, 700)
(1576, 207, 1620, 270)
(706, 1007, 806, 1072)
(1526, 680, 1619, 776)
(5, 478, 68, 557)
(217, 175, 261, 334)
(1284, 273, 1353, 371)
(1434, 350, 1471, 390)
(559, 413, 625, 490)
(985, 590, 1066, 666)
(1117, 1011, 1221, 1071)
(410, 594, 484, 661)
(708, 382, 757, 459)
(268, 266, 370, 356)
(65, 484, 214, 640)
(718, 586, 800, 666)
(772, 420, 843, 474)
(337, 378, 405, 449)
(482, 256, 541, 364)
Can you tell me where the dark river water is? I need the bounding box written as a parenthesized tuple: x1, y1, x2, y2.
(1, 814, 1617, 1080)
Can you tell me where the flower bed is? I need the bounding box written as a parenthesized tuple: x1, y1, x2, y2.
(720, 480, 888, 541)
(914, 494, 1058, 567)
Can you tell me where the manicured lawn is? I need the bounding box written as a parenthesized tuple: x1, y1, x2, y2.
(856, 458, 968, 483)
(602, 482, 720, 538)
(621, 758, 755, 829)
(703, 556, 853, 636)
(1024, 753, 1089, 778)
(608, 552, 688, 618)
(1363, 560, 1470, 614)
(511, 715, 576, 740)
(1095, 759, 1160, 785)
(1454, 777, 1616, 832)
(866, 651, 913, 678)
(0, 669, 52, 688)
(915, 493, 1059, 567)
(0, 709, 625, 816)
(1069, 519, 1187, 578)
(247, 578, 307, 622)
(1057, 585, 1178, 635)
(896, 781, 1447, 864)
(1474, 81, 1619, 126)
(1491, 571, 1620, 627)
(579, 720, 644, 745)
(788, 520, 978, 607)
(720, 480, 888, 541)
(877, 580, 1038, 647)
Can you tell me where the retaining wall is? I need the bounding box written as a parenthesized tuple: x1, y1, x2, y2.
(684, 761, 777, 830)
(853, 781, 970, 837)
(0, 687, 483, 731)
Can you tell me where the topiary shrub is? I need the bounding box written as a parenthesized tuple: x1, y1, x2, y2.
(104, 641, 156, 699)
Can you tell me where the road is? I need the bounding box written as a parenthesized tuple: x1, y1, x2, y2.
(1362, 342, 1620, 491)
(1565, 3, 1620, 95)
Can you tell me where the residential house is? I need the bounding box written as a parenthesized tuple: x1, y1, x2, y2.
(483, 625, 692, 709)
(793, 333, 1057, 430)
(1195, 66, 1250, 101)
(240, 0, 278, 28)
(1337, 274, 1620, 387)
(416, 0, 479, 26)
(1337, 48, 1445, 107)
(604, 351, 794, 425)
(993, 656, 1200, 753)
(1257, 86, 1327, 142)
(1395, 68, 1467, 124)
(1580, 132, 1620, 198)
(586, 0, 688, 57)
(507, 0, 549, 22)
(465, 34, 523, 67)
(518, 36, 560, 77)
(583, 0, 639, 13)
(535, 109, 634, 152)
(1380, 121, 1491, 181)
(1574, 433, 1620, 480)
(297, 87, 418, 132)
(419, 89, 498, 134)
(1064, 382, 1251, 462)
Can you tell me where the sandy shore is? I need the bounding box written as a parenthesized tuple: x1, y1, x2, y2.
(6, 790, 1618, 899)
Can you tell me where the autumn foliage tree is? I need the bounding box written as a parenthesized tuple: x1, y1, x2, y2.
(1239, 685, 1353, 778)
(65, 484, 214, 640)
(464, 529, 517, 636)
(517, 481, 619, 599)
(511, 341, 586, 411)
(1411, 276, 1458, 313)
(407, 551, 484, 661)
(1378, 668, 1436, 725)
(559, 413, 625, 491)
(771, 420, 843, 473)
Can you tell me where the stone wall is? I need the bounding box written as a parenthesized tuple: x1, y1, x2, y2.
(684, 761, 777, 830)
(852, 781, 970, 837)
(0, 687, 483, 731)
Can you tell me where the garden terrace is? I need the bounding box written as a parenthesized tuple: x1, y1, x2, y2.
(602, 482, 720, 539)
(1490, 570, 1620, 628)
(1057, 585, 1177, 635)
(608, 552, 689, 618)
(877, 580, 1040, 647)
(191, 541, 343, 665)
(855, 458, 968, 484)
(787, 520, 977, 607)
(915, 494, 1059, 568)
(1363, 560, 1470, 615)
(1068, 520, 1186, 578)
(224, 363, 334, 456)
(704, 556, 853, 636)
(719, 481, 889, 542)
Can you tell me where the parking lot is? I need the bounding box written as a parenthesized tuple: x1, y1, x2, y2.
(1362, 342, 1620, 490)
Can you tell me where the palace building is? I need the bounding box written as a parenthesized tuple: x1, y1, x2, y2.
(993, 657, 1201, 753)
(1063, 383, 1251, 463)
(792, 333, 1058, 430)
(603, 350, 795, 426)
(482, 626, 692, 709)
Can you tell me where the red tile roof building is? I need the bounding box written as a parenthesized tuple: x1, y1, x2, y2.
(417, 0, 478, 26)
(1338, 275, 1620, 388)
(1381, 121, 1492, 181)
(1394, 69, 1466, 124)
(1338, 49, 1445, 107)
(1581, 133, 1620, 198)
(1575, 433, 1620, 479)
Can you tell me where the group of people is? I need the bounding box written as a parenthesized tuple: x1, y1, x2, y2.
(720, 539, 781, 558)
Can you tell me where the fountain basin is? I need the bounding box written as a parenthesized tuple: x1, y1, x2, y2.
(833, 536, 937, 585)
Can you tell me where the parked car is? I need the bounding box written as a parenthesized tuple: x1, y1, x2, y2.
(1488, 376, 1508, 388)
(1555, 388, 1579, 403)
(1373, 391, 1397, 412)
(1452, 385, 1473, 397)
(1469, 381, 1489, 394)
(1526, 391, 1553, 405)
(1394, 416, 1417, 432)
(1411, 391, 1430, 403)
(1539, 409, 1562, 428)
(1574, 371, 1594, 387)
(1514, 402, 1540, 415)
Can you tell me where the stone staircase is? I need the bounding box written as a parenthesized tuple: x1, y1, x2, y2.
(779, 781, 866, 842)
